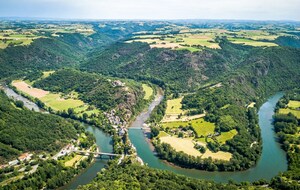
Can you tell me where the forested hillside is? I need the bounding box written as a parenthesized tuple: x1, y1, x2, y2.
(78, 163, 243, 190)
(82, 38, 300, 96)
(33, 69, 146, 120)
(0, 90, 79, 164)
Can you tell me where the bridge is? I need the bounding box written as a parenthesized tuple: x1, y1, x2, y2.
(74, 150, 120, 159)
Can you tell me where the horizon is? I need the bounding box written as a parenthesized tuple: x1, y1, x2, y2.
(0, 0, 299, 21)
(1, 17, 300, 22)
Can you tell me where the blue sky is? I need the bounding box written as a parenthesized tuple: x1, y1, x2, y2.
(0, 0, 299, 20)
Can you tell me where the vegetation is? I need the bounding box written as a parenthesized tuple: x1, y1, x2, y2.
(33, 69, 146, 120)
(78, 162, 250, 190)
(142, 84, 153, 100)
(271, 89, 300, 190)
(0, 90, 80, 164)
(1, 20, 300, 189)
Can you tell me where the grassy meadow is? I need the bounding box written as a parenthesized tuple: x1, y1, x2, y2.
(142, 84, 153, 100)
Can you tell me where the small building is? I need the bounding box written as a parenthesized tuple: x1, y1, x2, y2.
(18, 153, 32, 162)
(8, 160, 19, 166)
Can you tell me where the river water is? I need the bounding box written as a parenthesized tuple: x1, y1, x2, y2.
(1, 85, 40, 112)
(2, 86, 288, 185)
(128, 92, 287, 183)
(64, 126, 113, 189)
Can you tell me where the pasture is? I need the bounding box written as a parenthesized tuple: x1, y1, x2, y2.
(127, 28, 288, 52)
(216, 129, 238, 144)
(40, 93, 85, 111)
(161, 118, 216, 137)
(288, 100, 300, 109)
(12, 80, 86, 112)
(160, 136, 232, 161)
(228, 37, 277, 47)
(42, 71, 55, 78)
(65, 155, 84, 167)
(165, 97, 185, 115)
(142, 84, 153, 100)
(279, 108, 300, 119)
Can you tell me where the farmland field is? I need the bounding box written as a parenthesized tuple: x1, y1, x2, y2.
(142, 84, 153, 100)
(65, 155, 84, 167)
(287, 100, 300, 109)
(161, 118, 216, 137)
(40, 93, 85, 111)
(217, 129, 238, 144)
(228, 37, 277, 47)
(279, 108, 300, 119)
(126, 28, 289, 52)
(160, 136, 232, 160)
(165, 97, 185, 115)
(12, 80, 49, 98)
(12, 80, 86, 111)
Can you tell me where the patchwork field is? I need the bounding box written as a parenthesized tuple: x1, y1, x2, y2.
(160, 136, 232, 161)
(142, 84, 153, 100)
(162, 118, 215, 135)
(127, 28, 290, 52)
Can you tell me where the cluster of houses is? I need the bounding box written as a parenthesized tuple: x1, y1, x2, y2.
(1, 153, 33, 168)
(111, 80, 125, 87)
(104, 109, 128, 136)
(52, 144, 76, 160)
(168, 128, 195, 138)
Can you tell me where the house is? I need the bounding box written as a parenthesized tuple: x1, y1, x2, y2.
(118, 128, 126, 136)
(8, 160, 19, 166)
(18, 153, 32, 162)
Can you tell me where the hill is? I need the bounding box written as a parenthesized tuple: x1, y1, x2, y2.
(0, 90, 78, 164)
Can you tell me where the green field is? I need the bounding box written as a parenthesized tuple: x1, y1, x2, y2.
(158, 131, 169, 138)
(42, 71, 55, 78)
(165, 97, 185, 115)
(228, 37, 277, 47)
(288, 100, 300, 109)
(142, 84, 153, 100)
(279, 108, 300, 119)
(40, 93, 85, 111)
(162, 118, 216, 137)
(127, 28, 287, 52)
(217, 129, 238, 144)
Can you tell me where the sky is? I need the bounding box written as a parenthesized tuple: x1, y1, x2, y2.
(0, 0, 299, 21)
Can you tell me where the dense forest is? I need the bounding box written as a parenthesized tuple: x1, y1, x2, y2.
(0, 90, 79, 164)
(78, 162, 237, 190)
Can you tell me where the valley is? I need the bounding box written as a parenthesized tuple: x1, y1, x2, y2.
(0, 20, 299, 189)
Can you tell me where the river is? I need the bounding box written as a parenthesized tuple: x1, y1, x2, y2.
(2, 85, 288, 184)
(1, 85, 40, 112)
(64, 126, 113, 189)
(128, 92, 287, 183)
